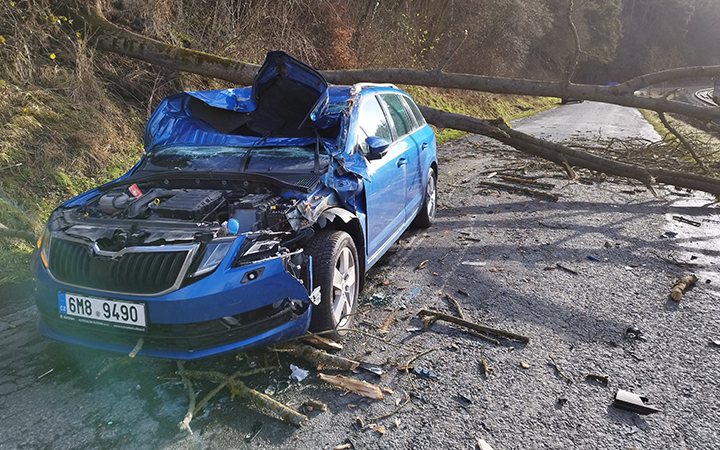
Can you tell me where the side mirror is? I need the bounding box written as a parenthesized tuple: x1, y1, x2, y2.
(365, 136, 390, 160)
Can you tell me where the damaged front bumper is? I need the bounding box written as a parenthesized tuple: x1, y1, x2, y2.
(33, 235, 313, 360)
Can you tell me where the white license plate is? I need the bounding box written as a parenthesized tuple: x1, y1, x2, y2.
(58, 292, 147, 328)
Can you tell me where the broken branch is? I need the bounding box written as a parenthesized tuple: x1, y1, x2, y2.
(444, 294, 500, 345)
(418, 309, 530, 343)
(177, 361, 196, 434)
(291, 343, 360, 371)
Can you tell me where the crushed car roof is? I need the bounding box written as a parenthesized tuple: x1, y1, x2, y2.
(145, 51, 354, 150)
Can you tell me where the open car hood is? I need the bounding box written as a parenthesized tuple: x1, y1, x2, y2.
(145, 51, 340, 149)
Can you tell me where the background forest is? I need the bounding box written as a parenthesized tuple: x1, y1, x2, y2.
(0, 0, 719, 284)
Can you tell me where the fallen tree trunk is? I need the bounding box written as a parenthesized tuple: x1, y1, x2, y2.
(76, 2, 720, 121)
(419, 106, 720, 195)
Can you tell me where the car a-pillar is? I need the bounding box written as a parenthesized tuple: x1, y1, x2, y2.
(307, 208, 365, 341)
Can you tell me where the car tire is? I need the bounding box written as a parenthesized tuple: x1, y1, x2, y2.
(413, 167, 437, 228)
(307, 230, 359, 341)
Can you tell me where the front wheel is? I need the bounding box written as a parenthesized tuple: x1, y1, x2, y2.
(413, 167, 437, 228)
(307, 230, 359, 341)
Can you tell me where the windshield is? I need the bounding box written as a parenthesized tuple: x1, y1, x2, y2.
(140, 144, 330, 173)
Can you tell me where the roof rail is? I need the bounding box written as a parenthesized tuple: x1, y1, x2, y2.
(350, 83, 398, 95)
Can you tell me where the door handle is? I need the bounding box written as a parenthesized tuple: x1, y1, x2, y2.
(421, 143, 428, 151)
(397, 157, 407, 167)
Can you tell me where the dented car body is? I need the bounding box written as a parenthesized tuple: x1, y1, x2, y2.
(32, 52, 437, 359)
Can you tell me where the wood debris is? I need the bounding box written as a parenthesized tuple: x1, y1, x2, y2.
(586, 373, 609, 384)
(292, 343, 359, 371)
(318, 373, 385, 400)
(303, 334, 343, 351)
(549, 356, 573, 384)
(444, 294, 500, 344)
(377, 308, 398, 335)
(481, 359, 493, 379)
(185, 369, 306, 426)
(418, 309, 530, 343)
(671, 274, 698, 301)
(303, 399, 327, 412)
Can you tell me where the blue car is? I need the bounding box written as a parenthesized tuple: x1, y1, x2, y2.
(32, 52, 438, 359)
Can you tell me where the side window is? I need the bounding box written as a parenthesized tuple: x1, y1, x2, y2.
(380, 94, 411, 138)
(356, 96, 392, 154)
(401, 95, 426, 127)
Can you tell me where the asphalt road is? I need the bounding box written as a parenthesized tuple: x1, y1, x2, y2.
(1, 102, 719, 449)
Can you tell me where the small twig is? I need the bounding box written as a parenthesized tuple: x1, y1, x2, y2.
(549, 356, 573, 384)
(37, 368, 54, 379)
(378, 309, 398, 335)
(481, 359, 493, 379)
(407, 348, 436, 366)
(177, 361, 196, 434)
(128, 338, 143, 358)
(435, 29, 468, 73)
(404, 348, 436, 392)
(556, 263, 578, 275)
(369, 392, 410, 421)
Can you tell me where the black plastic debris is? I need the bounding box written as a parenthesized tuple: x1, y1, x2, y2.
(626, 326, 647, 342)
(413, 367, 438, 378)
(452, 394, 473, 408)
(556, 398, 568, 407)
(244, 420, 263, 442)
(357, 363, 383, 377)
(672, 215, 701, 227)
(613, 389, 661, 415)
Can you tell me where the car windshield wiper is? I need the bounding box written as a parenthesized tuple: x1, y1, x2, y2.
(240, 136, 268, 172)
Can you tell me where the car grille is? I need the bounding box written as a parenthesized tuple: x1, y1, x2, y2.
(38, 300, 307, 352)
(48, 238, 191, 295)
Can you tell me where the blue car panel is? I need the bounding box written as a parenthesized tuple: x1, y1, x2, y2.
(33, 51, 437, 359)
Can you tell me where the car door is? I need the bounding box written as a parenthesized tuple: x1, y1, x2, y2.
(356, 95, 408, 263)
(380, 93, 424, 219)
(399, 94, 435, 218)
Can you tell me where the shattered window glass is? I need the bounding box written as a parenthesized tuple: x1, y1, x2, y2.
(143, 145, 327, 173)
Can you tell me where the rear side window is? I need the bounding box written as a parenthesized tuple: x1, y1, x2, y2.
(380, 94, 411, 138)
(400, 95, 426, 127)
(356, 96, 392, 154)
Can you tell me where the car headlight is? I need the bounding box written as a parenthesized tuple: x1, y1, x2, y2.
(189, 241, 233, 278)
(38, 226, 51, 268)
(233, 236, 281, 267)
